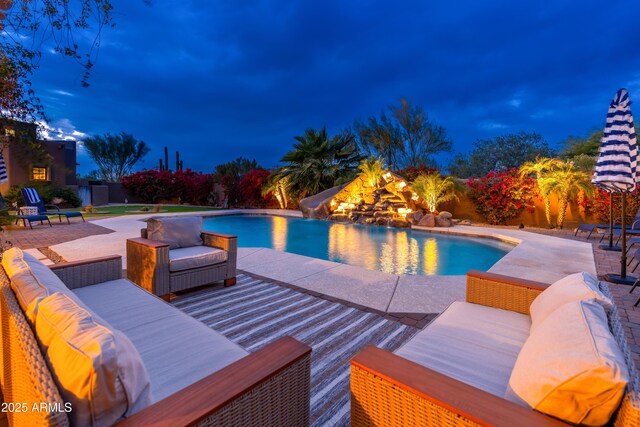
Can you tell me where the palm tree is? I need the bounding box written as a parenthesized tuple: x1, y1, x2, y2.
(412, 172, 459, 213)
(358, 156, 386, 189)
(538, 160, 593, 229)
(279, 127, 362, 199)
(261, 172, 290, 209)
(519, 156, 563, 226)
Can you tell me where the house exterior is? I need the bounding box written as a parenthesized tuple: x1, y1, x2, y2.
(0, 119, 78, 194)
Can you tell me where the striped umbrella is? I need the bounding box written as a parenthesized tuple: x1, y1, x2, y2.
(0, 153, 6, 184)
(593, 88, 639, 284)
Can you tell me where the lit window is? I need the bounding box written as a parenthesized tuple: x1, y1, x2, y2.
(4, 127, 15, 136)
(32, 167, 47, 181)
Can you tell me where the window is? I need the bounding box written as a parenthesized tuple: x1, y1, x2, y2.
(32, 167, 47, 181)
(4, 127, 15, 136)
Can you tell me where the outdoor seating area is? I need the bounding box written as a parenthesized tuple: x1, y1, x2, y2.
(0, 248, 311, 426)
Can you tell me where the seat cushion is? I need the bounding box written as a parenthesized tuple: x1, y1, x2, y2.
(395, 301, 531, 397)
(169, 246, 228, 272)
(529, 272, 612, 332)
(2, 248, 72, 324)
(36, 292, 152, 427)
(508, 299, 628, 426)
(73, 279, 248, 402)
(147, 216, 203, 249)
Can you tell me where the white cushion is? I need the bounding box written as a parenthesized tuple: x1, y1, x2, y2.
(73, 279, 248, 402)
(169, 246, 228, 272)
(2, 248, 70, 324)
(529, 272, 612, 332)
(396, 301, 531, 397)
(147, 216, 203, 249)
(36, 293, 153, 427)
(508, 299, 628, 426)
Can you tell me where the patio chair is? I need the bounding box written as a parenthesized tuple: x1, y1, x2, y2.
(126, 216, 237, 300)
(21, 187, 84, 224)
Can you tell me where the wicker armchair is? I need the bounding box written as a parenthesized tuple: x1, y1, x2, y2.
(127, 224, 237, 300)
(351, 271, 640, 427)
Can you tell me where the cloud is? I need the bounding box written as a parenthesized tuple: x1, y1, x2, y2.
(25, 0, 640, 173)
(39, 118, 87, 142)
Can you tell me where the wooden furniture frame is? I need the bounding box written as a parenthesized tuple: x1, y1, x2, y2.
(1, 255, 312, 427)
(127, 228, 237, 300)
(351, 270, 640, 427)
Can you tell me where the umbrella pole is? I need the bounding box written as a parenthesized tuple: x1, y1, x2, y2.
(605, 192, 636, 284)
(609, 192, 614, 247)
(600, 191, 622, 251)
(622, 193, 628, 278)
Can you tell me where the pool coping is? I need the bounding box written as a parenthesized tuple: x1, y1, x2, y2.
(50, 210, 596, 314)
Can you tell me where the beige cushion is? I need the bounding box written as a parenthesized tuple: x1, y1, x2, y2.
(529, 272, 612, 332)
(36, 293, 153, 427)
(169, 246, 228, 272)
(73, 279, 248, 401)
(147, 216, 203, 249)
(2, 248, 69, 324)
(508, 299, 628, 426)
(396, 301, 531, 397)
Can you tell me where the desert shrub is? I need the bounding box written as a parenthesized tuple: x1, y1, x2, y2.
(467, 169, 537, 224)
(396, 165, 437, 182)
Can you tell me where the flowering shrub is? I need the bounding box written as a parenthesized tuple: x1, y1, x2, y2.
(239, 169, 273, 208)
(122, 169, 214, 204)
(585, 187, 640, 224)
(466, 169, 537, 224)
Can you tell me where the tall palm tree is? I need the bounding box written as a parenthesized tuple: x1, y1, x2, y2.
(538, 160, 593, 229)
(412, 172, 459, 213)
(279, 127, 362, 199)
(358, 156, 386, 189)
(519, 156, 563, 226)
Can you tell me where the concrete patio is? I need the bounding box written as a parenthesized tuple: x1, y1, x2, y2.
(34, 211, 596, 315)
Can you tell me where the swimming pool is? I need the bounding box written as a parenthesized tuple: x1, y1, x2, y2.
(202, 215, 512, 276)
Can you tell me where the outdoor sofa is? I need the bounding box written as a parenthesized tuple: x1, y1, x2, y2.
(126, 216, 236, 300)
(0, 248, 311, 426)
(351, 270, 640, 426)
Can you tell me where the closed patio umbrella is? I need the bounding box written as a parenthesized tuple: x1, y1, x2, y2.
(592, 88, 639, 284)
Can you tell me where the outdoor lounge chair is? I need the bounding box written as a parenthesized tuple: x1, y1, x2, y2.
(21, 187, 84, 223)
(126, 216, 237, 300)
(575, 207, 640, 239)
(13, 209, 51, 229)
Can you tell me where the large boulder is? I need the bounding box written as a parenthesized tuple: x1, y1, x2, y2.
(390, 219, 411, 228)
(407, 211, 424, 225)
(418, 214, 435, 227)
(438, 211, 453, 219)
(435, 213, 452, 227)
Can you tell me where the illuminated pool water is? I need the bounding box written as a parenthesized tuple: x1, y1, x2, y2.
(203, 215, 512, 276)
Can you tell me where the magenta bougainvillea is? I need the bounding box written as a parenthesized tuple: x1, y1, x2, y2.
(466, 169, 538, 224)
(122, 169, 214, 204)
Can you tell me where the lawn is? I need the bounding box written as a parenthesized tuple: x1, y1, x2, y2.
(80, 205, 223, 218)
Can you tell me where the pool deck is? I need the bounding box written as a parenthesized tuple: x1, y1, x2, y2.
(46, 210, 596, 315)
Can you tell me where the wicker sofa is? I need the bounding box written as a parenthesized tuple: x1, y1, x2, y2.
(126, 216, 237, 300)
(0, 250, 311, 427)
(351, 270, 640, 427)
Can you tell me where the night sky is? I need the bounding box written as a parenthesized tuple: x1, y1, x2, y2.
(31, 0, 640, 175)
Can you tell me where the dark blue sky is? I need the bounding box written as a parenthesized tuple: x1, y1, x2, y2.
(32, 0, 640, 174)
